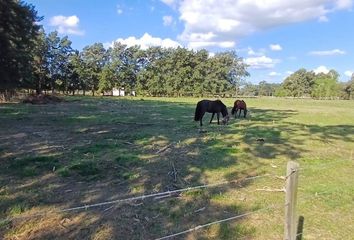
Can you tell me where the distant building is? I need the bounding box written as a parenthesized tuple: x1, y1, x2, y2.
(113, 88, 125, 96)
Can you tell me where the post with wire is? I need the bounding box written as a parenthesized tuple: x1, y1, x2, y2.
(284, 161, 299, 240)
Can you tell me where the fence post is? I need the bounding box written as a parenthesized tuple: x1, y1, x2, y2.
(284, 161, 299, 240)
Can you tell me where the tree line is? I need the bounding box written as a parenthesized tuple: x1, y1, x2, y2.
(0, 1, 249, 100)
(1, 1, 353, 101)
(240, 69, 354, 100)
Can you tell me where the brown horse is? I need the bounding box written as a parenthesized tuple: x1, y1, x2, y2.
(231, 99, 247, 118)
(194, 100, 230, 126)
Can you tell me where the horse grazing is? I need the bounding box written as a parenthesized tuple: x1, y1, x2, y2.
(231, 99, 247, 118)
(194, 100, 230, 126)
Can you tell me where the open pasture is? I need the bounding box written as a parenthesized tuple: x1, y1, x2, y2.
(0, 96, 353, 239)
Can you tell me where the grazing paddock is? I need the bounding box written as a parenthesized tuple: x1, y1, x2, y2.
(0, 96, 353, 239)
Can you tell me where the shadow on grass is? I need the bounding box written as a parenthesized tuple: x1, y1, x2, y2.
(0, 96, 353, 239)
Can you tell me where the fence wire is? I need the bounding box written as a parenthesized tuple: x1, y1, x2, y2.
(1, 174, 270, 223)
(155, 204, 282, 240)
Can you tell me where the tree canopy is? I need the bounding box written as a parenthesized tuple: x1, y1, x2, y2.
(0, 1, 352, 100)
(0, 0, 42, 99)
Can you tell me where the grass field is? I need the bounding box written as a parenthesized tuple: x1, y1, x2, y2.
(0, 96, 353, 240)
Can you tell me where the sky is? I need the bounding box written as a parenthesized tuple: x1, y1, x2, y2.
(25, 0, 354, 84)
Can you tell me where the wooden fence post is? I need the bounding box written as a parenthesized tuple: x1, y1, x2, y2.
(284, 161, 299, 240)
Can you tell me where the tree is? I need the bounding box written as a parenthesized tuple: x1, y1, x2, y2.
(342, 73, 354, 100)
(311, 70, 340, 99)
(98, 65, 117, 93)
(136, 47, 249, 97)
(0, 0, 42, 100)
(46, 31, 73, 93)
(258, 81, 272, 96)
(32, 28, 49, 94)
(223, 51, 250, 96)
(81, 43, 107, 95)
(282, 69, 315, 97)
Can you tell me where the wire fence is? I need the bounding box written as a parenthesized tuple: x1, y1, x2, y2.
(1, 158, 352, 239)
(0, 174, 272, 223)
(155, 205, 281, 240)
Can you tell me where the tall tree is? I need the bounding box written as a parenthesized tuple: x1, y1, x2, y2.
(311, 70, 340, 99)
(46, 31, 73, 93)
(344, 73, 354, 99)
(222, 51, 250, 96)
(32, 28, 49, 94)
(0, 0, 42, 100)
(81, 43, 107, 95)
(67, 50, 85, 95)
(282, 69, 315, 97)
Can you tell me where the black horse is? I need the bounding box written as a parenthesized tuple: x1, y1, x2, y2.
(194, 100, 230, 126)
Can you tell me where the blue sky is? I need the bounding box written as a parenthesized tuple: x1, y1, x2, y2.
(26, 0, 354, 84)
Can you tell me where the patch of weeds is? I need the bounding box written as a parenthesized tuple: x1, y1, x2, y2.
(0, 219, 11, 228)
(115, 153, 142, 180)
(115, 153, 140, 167)
(75, 143, 117, 155)
(21, 166, 37, 177)
(218, 223, 256, 239)
(129, 184, 144, 194)
(57, 167, 70, 177)
(183, 189, 204, 198)
(169, 207, 184, 223)
(122, 172, 140, 181)
(9, 156, 58, 177)
(8, 203, 28, 216)
(69, 160, 100, 177)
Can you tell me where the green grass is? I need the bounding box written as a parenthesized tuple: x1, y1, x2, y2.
(0, 96, 353, 239)
(8, 156, 58, 177)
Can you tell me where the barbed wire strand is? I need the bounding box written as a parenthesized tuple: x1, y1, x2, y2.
(155, 205, 280, 240)
(1, 174, 270, 223)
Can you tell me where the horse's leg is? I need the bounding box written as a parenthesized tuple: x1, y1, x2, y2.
(244, 109, 247, 118)
(200, 112, 205, 126)
(238, 109, 241, 118)
(217, 112, 220, 125)
(210, 113, 215, 124)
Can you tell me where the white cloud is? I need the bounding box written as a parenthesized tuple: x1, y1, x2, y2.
(286, 71, 294, 75)
(335, 0, 353, 9)
(270, 44, 282, 51)
(117, 7, 123, 14)
(269, 71, 281, 76)
(187, 41, 235, 49)
(163, 15, 173, 26)
(344, 70, 353, 77)
(318, 15, 329, 22)
(159, 0, 353, 49)
(49, 15, 84, 35)
(247, 48, 256, 55)
(244, 56, 279, 69)
(208, 52, 215, 57)
(111, 33, 182, 50)
(246, 47, 265, 56)
(160, 0, 178, 8)
(309, 49, 346, 56)
(314, 65, 330, 74)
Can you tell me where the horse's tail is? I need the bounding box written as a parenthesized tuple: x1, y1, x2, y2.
(194, 102, 202, 121)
